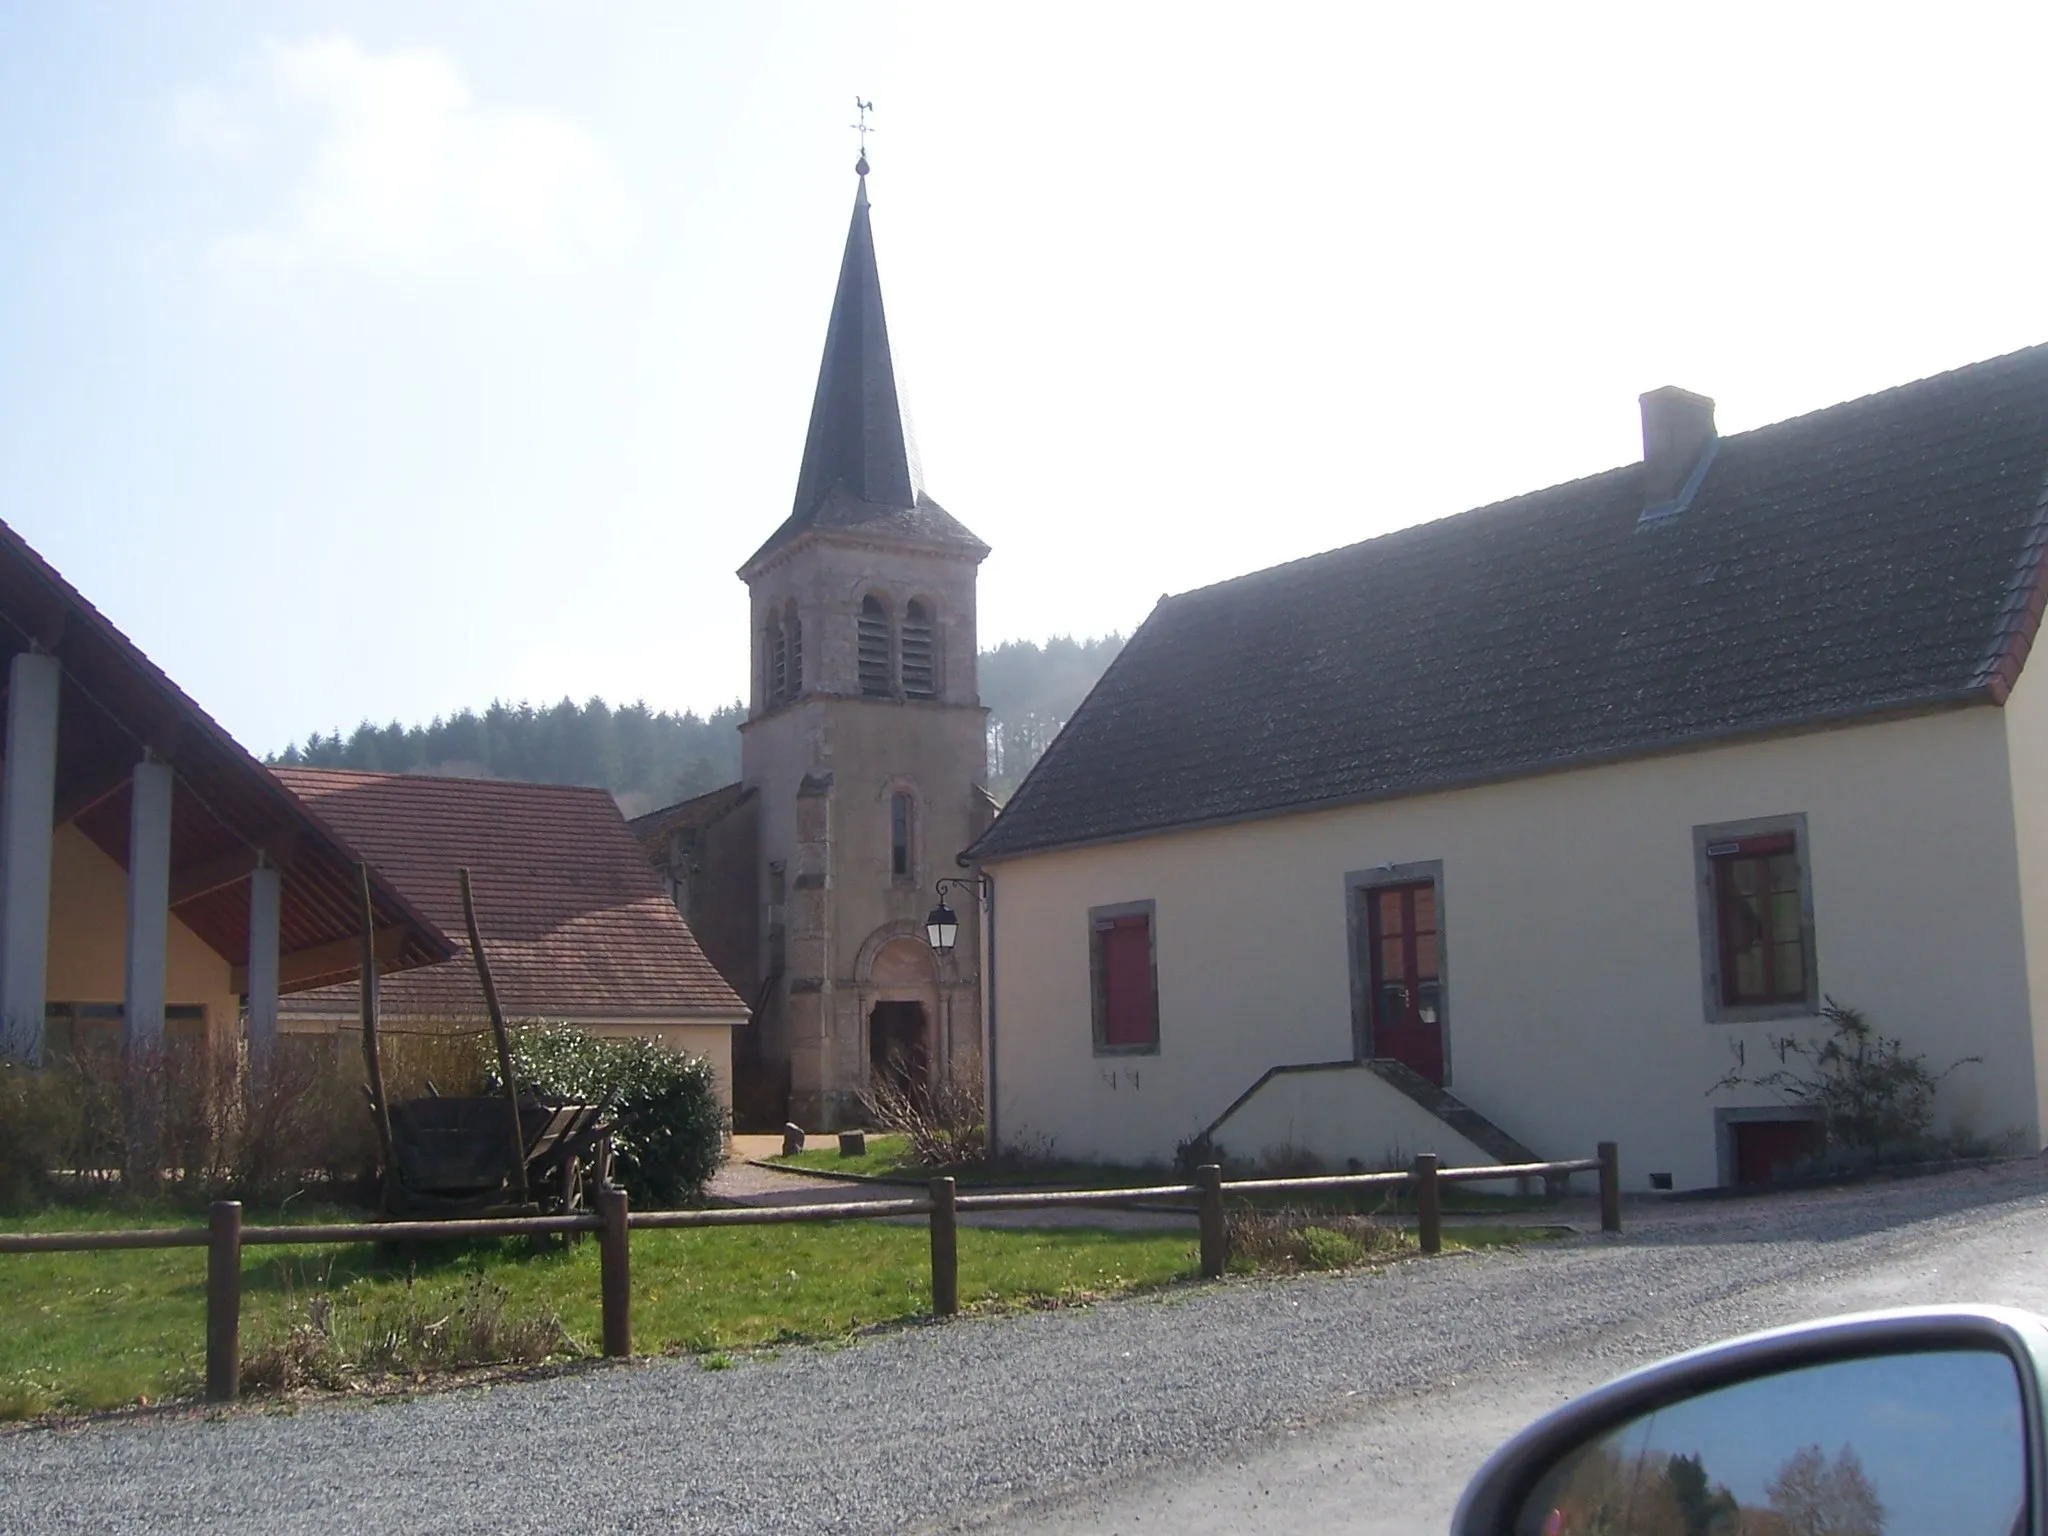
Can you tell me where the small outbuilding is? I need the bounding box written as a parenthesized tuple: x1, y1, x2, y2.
(274, 768, 749, 1111)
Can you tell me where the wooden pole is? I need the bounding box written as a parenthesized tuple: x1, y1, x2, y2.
(206, 1200, 241, 1403)
(356, 864, 395, 1197)
(1413, 1153, 1442, 1255)
(598, 1182, 631, 1358)
(459, 867, 531, 1209)
(1197, 1164, 1227, 1279)
(929, 1175, 959, 1317)
(1598, 1141, 1622, 1233)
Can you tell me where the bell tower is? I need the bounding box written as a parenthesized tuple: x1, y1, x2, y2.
(735, 152, 992, 1129)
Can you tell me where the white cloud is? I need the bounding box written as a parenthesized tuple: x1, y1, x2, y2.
(170, 87, 257, 160)
(193, 35, 634, 276)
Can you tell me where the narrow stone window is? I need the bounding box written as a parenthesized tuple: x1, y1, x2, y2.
(891, 791, 913, 880)
(858, 596, 892, 697)
(901, 601, 936, 699)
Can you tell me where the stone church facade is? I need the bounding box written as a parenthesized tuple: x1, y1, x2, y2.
(634, 162, 992, 1130)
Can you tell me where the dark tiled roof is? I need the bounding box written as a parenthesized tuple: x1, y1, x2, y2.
(273, 769, 747, 1020)
(741, 174, 986, 575)
(969, 343, 2048, 862)
(627, 781, 750, 855)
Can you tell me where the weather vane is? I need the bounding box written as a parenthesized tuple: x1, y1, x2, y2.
(852, 97, 874, 174)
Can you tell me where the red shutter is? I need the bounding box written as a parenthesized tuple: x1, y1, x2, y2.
(1100, 915, 1156, 1047)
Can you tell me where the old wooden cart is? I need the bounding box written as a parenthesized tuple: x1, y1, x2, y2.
(354, 864, 616, 1216)
(385, 1092, 613, 1216)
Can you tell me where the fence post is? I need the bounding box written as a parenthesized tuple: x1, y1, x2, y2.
(598, 1183, 631, 1358)
(1412, 1154, 1442, 1255)
(1197, 1164, 1227, 1279)
(206, 1200, 242, 1403)
(1598, 1141, 1622, 1234)
(929, 1176, 959, 1317)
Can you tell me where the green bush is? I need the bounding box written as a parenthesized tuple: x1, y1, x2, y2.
(494, 1025, 724, 1207)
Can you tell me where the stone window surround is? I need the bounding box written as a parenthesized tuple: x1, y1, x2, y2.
(882, 777, 921, 886)
(1088, 898, 1159, 1057)
(1692, 812, 1820, 1025)
(1343, 860, 1450, 1082)
(852, 588, 943, 701)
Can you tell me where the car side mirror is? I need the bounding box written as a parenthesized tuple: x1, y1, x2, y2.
(1454, 1306, 2048, 1535)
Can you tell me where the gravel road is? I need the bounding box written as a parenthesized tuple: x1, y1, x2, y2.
(6, 1160, 2048, 1535)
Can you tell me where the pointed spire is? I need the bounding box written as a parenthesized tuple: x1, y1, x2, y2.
(788, 166, 922, 519)
(739, 160, 987, 580)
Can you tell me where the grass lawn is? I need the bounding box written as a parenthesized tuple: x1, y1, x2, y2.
(0, 1194, 1564, 1420)
(0, 1202, 1199, 1419)
(768, 1135, 1185, 1189)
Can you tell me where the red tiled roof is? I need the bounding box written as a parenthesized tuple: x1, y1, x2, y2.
(272, 768, 747, 1021)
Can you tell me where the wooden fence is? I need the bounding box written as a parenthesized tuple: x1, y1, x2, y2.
(0, 1143, 1620, 1403)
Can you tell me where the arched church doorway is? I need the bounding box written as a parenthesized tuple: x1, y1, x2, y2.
(862, 933, 940, 1104)
(869, 1001, 928, 1097)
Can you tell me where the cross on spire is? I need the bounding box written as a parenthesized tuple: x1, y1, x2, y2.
(852, 97, 874, 175)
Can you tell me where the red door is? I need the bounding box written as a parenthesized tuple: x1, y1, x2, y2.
(1366, 882, 1444, 1085)
(1732, 1119, 1822, 1186)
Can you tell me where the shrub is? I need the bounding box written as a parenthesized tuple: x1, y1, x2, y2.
(1710, 997, 1979, 1164)
(859, 1069, 985, 1168)
(1225, 1205, 1405, 1272)
(243, 1269, 577, 1394)
(0, 1058, 77, 1211)
(494, 1025, 724, 1206)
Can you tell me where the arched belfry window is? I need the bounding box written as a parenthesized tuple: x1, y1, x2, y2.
(902, 601, 936, 699)
(858, 596, 892, 698)
(786, 605, 803, 697)
(765, 618, 786, 708)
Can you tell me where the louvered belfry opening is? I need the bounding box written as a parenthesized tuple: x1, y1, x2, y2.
(858, 595, 892, 697)
(770, 622, 788, 704)
(787, 609, 803, 695)
(901, 601, 936, 698)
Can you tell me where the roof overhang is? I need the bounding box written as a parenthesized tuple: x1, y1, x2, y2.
(0, 518, 454, 990)
(969, 689, 1995, 868)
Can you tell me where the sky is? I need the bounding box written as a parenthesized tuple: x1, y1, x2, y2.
(5, 4, 2048, 755)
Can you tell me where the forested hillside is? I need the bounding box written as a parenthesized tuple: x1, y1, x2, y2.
(981, 634, 1124, 799)
(275, 633, 1124, 813)
(277, 700, 746, 817)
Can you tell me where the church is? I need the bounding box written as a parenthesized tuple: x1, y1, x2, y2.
(634, 154, 993, 1132)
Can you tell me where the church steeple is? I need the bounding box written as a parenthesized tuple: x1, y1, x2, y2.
(791, 163, 922, 518)
(739, 159, 986, 578)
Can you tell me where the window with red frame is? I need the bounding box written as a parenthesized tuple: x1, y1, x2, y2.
(1367, 881, 1441, 1039)
(1708, 832, 1806, 1007)
(1092, 909, 1157, 1051)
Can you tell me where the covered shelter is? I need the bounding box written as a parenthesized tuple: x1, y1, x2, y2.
(0, 518, 451, 1067)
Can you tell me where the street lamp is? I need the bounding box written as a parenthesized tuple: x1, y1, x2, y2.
(924, 877, 978, 955)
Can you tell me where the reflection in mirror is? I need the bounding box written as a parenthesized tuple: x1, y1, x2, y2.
(1518, 1348, 2025, 1536)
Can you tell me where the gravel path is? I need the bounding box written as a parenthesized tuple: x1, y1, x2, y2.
(6, 1160, 2048, 1535)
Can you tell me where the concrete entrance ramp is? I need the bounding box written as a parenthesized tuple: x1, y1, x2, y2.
(1203, 1059, 1539, 1191)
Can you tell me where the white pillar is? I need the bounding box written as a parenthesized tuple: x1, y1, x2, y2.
(246, 861, 280, 1084)
(123, 756, 173, 1054)
(0, 651, 60, 1064)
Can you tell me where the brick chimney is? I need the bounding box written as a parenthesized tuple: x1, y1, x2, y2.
(1639, 386, 1717, 517)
